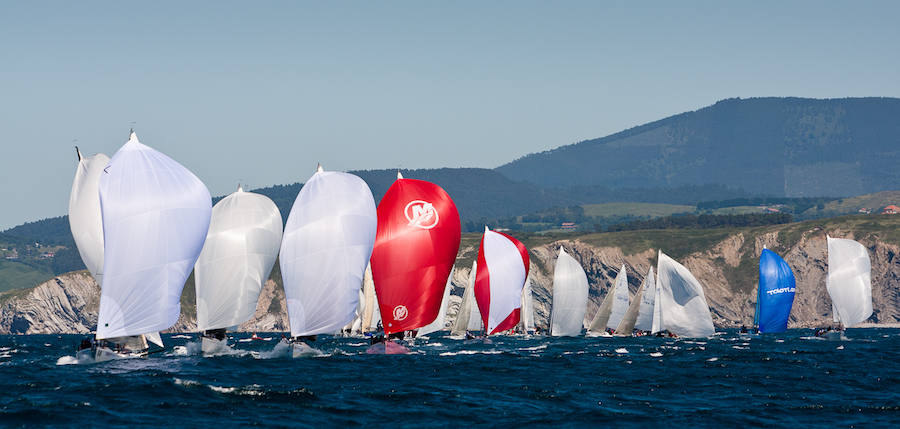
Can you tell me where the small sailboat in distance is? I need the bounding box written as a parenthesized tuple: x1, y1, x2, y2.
(368, 172, 461, 353)
(93, 131, 212, 360)
(550, 247, 589, 337)
(651, 251, 715, 338)
(587, 265, 629, 336)
(755, 248, 796, 334)
(450, 260, 479, 338)
(194, 184, 283, 355)
(279, 164, 377, 357)
(518, 276, 536, 334)
(632, 267, 656, 334)
(820, 236, 872, 338)
(473, 227, 530, 336)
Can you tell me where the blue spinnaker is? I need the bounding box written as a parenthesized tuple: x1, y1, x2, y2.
(756, 249, 796, 333)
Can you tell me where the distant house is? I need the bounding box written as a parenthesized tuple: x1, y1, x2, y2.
(882, 205, 900, 214)
(40, 252, 55, 259)
(859, 208, 872, 214)
(561, 222, 577, 230)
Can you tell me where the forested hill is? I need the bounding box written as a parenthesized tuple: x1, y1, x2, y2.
(497, 97, 900, 197)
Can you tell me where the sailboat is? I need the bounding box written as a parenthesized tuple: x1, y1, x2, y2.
(549, 247, 589, 337)
(518, 276, 536, 334)
(193, 185, 283, 354)
(416, 267, 454, 338)
(651, 251, 715, 338)
(450, 260, 480, 337)
(92, 131, 211, 360)
(631, 268, 656, 334)
(587, 265, 629, 336)
(754, 249, 796, 334)
(359, 264, 382, 333)
(473, 227, 530, 336)
(279, 165, 377, 357)
(822, 236, 872, 338)
(68, 147, 109, 287)
(368, 172, 461, 353)
(614, 269, 651, 336)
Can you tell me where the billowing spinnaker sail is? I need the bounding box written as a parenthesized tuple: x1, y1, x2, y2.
(826, 236, 873, 327)
(521, 277, 535, 331)
(194, 187, 283, 332)
(550, 247, 589, 337)
(96, 132, 211, 340)
(589, 265, 629, 332)
(450, 260, 477, 336)
(371, 177, 461, 334)
(417, 267, 454, 337)
(279, 170, 377, 337)
(68, 150, 109, 284)
(756, 249, 796, 333)
(634, 267, 656, 332)
(653, 251, 715, 338)
(474, 227, 530, 335)
(615, 277, 644, 335)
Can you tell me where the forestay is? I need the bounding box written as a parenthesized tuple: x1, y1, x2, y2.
(96, 132, 211, 340)
(633, 267, 656, 332)
(280, 168, 377, 337)
(826, 236, 873, 327)
(756, 249, 796, 333)
(550, 247, 589, 337)
(194, 186, 283, 332)
(652, 251, 715, 338)
(474, 227, 530, 335)
(68, 149, 109, 285)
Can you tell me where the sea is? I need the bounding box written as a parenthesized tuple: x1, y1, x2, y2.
(1, 329, 899, 427)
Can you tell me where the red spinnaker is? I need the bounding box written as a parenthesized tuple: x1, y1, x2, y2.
(371, 178, 461, 334)
(474, 228, 530, 335)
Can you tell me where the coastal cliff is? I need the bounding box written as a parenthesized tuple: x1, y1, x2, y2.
(2, 216, 899, 334)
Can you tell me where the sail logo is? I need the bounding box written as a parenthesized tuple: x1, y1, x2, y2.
(404, 200, 439, 229)
(766, 287, 796, 295)
(393, 305, 409, 321)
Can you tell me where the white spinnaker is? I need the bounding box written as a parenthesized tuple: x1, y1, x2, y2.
(550, 247, 589, 337)
(634, 267, 656, 332)
(826, 236, 873, 327)
(450, 260, 478, 335)
(417, 267, 454, 337)
(68, 149, 109, 285)
(521, 276, 535, 331)
(96, 132, 211, 340)
(652, 251, 715, 338)
(607, 265, 630, 329)
(279, 169, 377, 337)
(481, 229, 526, 333)
(194, 187, 283, 332)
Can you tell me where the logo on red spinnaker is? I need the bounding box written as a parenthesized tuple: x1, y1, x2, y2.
(404, 200, 439, 229)
(393, 305, 409, 321)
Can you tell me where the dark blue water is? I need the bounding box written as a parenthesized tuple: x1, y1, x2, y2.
(2, 330, 899, 427)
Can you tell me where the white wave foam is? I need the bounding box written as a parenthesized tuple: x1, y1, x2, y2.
(56, 356, 79, 365)
(707, 357, 719, 362)
(615, 348, 629, 354)
(649, 352, 663, 357)
(439, 350, 503, 356)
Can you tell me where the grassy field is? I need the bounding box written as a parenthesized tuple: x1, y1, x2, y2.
(706, 205, 768, 215)
(0, 260, 53, 294)
(800, 190, 900, 217)
(581, 202, 694, 218)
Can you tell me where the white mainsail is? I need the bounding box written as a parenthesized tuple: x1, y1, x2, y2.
(279, 167, 377, 337)
(826, 236, 873, 327)
(96, 132, 211, 341)
(360, 264, 378, 332)
(194, 186, 283, 332)
(651, 251, 715, 337)
(520, 276, 535, 332)
(417, 267, 454, 337)
(550, 247, 589, 337)
(615, 277, 644, 335)
(633, 267, 656, 332)
(68, 148, 109, 285)
(451, 259, 480, 335)
(588, 265, 629, 333)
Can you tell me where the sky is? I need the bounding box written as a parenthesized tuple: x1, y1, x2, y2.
(1, 1, 899, 229)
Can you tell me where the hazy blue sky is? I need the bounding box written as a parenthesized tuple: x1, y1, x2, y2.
(1, 1, 899, 228)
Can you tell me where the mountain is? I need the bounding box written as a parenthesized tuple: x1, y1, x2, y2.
(4, 214, 900, 334)
(497, 97, 900, 197)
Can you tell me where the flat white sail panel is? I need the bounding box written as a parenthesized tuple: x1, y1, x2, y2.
(97, 132, 211, 340)
(826, 236, 873, 327)
(652, 251, 715, 338)
(68, 150, 109, 285)
(279, 170, 377, 337)
(588, 280, 615, 333)
(417, 267, 454, 337)
(607, 266, 630, 329)
(451, 260, 478, 335)
(195, 187, 283, 331)
(634, 267, 656, 332)
(361, 265, 377, 332)
(550, 247, 589, 337)
(521, 276, 535, 332)
(615, 278, 644, 335)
